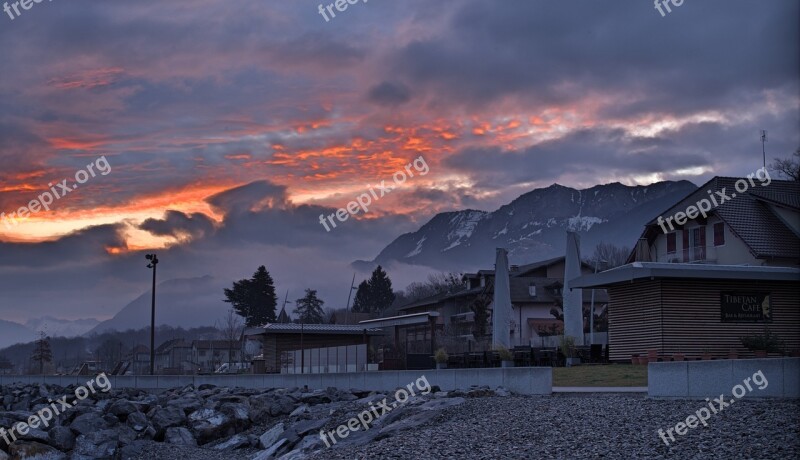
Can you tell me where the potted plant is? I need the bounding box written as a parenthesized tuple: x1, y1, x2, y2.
(495, 345, 514, 368)
(701, 349, 713, 360)
(727, 349, 739, 360)
(631, 353, 640, 365)
(559, 336, 579, 367)
(434, 348, 449, 369)
(672, 349, 685, 362)
(647, 349, 659, 363)
(741, 329, 785, 358)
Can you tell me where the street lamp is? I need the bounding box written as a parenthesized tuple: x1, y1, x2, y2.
(589, 258, 607, 345)
(145, 254, 159, 375)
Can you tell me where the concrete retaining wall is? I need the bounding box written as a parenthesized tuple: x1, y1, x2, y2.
(0, 367, 552, 395)
(649, 357, 800, 399)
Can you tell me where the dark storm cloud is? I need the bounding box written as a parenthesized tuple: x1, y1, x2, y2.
(139, 211, 216, 240)
(0, 224, 125, 270)
(386, 0, 799, 114)
(367, 82, 412, 107)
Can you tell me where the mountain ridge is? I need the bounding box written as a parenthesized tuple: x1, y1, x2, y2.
(354, 180, 698, 271)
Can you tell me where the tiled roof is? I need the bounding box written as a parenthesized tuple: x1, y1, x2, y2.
(645, 177, 800, 260)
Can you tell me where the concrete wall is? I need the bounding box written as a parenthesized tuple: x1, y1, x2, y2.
(0, 367, 552, 395)
(649, 358, 800, 399)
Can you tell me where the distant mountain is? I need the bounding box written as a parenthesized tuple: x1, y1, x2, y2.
(25, 316, 100, 338)
(87, 276, 231, 335)
(0, 319, 35, 349)
(355, 181, 697, 271)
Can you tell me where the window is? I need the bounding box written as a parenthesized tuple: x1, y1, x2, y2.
(666, 232, 677, 254)
(529, 284, 537, 297)
(714, 222, 725, 246)
(688, 226, 706, 261)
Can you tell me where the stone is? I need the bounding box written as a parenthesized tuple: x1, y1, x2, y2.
(289, 404, 308, 417)
(73, 430, 120, 458)
(164, 427, 197, 447)
(8, 441, 66, 460)
(213, 433, 250, 450)
(48, 426, 76, 451)
(127, 411, 149, 431)
(150, 405, 187, 433)
(289, 418, 328, 436)
(69, 412, 110, 436)
(252, 438, 287, 460)
(188, 408, 233, 444)
(379, 410, 440, 437)
(259, 422, 285, 449)
(108, 399, 139, 419)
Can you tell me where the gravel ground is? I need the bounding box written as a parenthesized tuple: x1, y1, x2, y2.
(123, 394, 800, 460)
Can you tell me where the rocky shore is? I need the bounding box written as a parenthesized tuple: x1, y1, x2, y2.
(1, 382, 797, 460)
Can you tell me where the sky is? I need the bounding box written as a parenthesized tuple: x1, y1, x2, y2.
(0, 0, 797, 323)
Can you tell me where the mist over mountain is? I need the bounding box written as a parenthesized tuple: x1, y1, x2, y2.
(88, 276, 230, 335)
(355, 181, 697, 271)
(0, 319, 35, 350)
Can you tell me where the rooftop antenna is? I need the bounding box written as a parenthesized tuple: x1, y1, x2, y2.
(761, 130, 767, 169)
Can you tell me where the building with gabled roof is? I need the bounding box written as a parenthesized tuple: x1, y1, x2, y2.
(573, 176, 799, 362)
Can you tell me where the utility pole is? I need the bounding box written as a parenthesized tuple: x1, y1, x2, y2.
(145, 254, 159, 375)
(344, 273, 356, 324)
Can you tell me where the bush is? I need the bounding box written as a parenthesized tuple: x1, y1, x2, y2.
(494, 345, 513, 361)
(434, 348, 449, 364)
(559, 335, 577, 358)
(740, 329, 785, 353)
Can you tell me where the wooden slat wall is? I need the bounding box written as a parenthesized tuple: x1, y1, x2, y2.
(607, 278, 799, 362)
(660, 279, 799, 359)
(607, 281, 663, 361)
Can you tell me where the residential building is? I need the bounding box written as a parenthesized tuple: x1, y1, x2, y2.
(395, 256, 608, 352)
(572, 177, 799, 361)
(192, 340, 242, 373)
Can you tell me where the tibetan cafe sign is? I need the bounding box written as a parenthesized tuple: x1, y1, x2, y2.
(720, 292, 772, 322)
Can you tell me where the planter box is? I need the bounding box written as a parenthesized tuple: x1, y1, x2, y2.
(565, 357, 580, 367)
(436, 363, 448, 370)
(501, 360, 514, 368)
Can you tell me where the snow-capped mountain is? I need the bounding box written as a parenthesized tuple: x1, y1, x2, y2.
(25, 316, 100, 338)
(355, 181, 697, 271)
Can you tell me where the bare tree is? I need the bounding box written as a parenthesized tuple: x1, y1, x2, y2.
(770, 148, 800, 182)
(404, 272, 465, 302)
(587, 242, 630, 269)
(217, 308, 244, 371)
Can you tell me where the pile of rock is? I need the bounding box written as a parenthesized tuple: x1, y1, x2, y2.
(0, 381, 510, 460)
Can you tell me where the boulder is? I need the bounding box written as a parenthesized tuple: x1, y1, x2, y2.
(47, 426, 76, 451)
(259, 422, 284, 449)
(188, 408, 233, 444)
(69, 412, 110, 436)
(150, 405, 187, 433)
(73, 430, 120, 459)
(126, 411, 149, 432)
(107, 399, 138, 419)
(252, 438, 287, 460)
(164, 427, 197, 447)
(8, 441, 66, 460)
(213, 433, 250, 450)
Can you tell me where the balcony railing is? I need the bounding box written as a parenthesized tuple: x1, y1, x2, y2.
(658, 246, 717, 264)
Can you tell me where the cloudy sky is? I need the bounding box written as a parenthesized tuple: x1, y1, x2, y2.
(0, 0, 797, 323)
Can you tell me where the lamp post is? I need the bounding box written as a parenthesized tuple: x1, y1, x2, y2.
(145, 254, 159, 375)
(589, 258, 607, 345)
